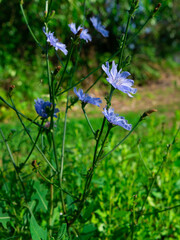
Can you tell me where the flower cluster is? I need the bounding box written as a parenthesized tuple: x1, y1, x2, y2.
(102, 61, 137, 97)
(102, 108, 132, 130)
(43, 27, 68, 55)
(42, 20, 136, 131)
(34, 98, 59, 119)
(68, 23, 92, 42)
(74, 87, 102, 107)
(90, 17, 109, 37)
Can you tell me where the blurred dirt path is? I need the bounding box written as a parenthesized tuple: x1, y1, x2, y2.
(71, 72, 180, 116)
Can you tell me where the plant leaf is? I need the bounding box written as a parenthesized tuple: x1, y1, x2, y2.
(31, 180, 48, 212)
(0, 208, 11, 229)
(30, 215, 47, 240)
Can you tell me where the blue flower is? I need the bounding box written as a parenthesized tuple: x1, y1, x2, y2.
(74, 87, 102, 107)
(90, 17, 109, 37)
(68, 23, 92, 42)
(34, 98, 59, 119)
(102, 107, 132, 130)
(102, 61, 137, 97)
(43, 27, 68, 55)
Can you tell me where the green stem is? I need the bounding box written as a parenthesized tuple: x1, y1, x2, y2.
(51, 131, 59, 175)
(56, 49, 121, 96)
(69, 117, 107, 225)
(137, 144, 151, 174)
(142, 204, 180, 216)
(118, 12, 132, 68)
(0, 96, 43, 128)
(0, 128, 27, 201)
(46, 0, 53, 19)
(20, 3, 44, 50)
(22, 119, 44, 166)
(82, 107, 95, 136)
(55, 41, 75, 95)
(58, 58, 77, 230)
(36, 168, 77, 199)
(49, 172, 54, 236)
(95, 125, 111, 164)
(8, 96, 56, 172)
(131, 197, 136, 240)
(127, 16, 151, 45)
(85, 72, 104, 93)
(60, 98, 68, 215)
(99, 118, 141, 161)
(93, 117, 106, 165)
(45, 26, 52, 101)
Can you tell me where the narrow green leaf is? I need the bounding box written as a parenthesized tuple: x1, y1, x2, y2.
(57, 223, 68, 240)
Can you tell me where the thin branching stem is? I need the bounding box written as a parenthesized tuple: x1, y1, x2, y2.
(118, 12, 132, 68)
(35, 168, 78, 199)
(56, 49, 121, 96)
(95, 125, 112, 163)
(137, 143, 151, 174)
(22, 119, 44, 166)
(55, 41, 75, 95)
(9, 96, 56, 172)
(0, 96, 43, 128)
(99, 118, 142, 161)
(82, 107, 96, 136)
(0, 128, 27, 201)
(142, 204, 180, 216)
(20, 3, 44, 50)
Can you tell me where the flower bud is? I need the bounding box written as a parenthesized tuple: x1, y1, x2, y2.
(8, 85, 15, 96)
(76, 28, 83, 36)
(153, 3, 161, 13)
(45, 121, 51, 129)
(32, 160, 38, 169)
(44, 11, 48, 17)
(53, 66, 61, 76)
(141, 109, 157, 120)
(9, 85, 15, 91)
(50, 10, 55, 18)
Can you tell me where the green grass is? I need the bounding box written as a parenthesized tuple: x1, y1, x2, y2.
(0, 111, 179, 239)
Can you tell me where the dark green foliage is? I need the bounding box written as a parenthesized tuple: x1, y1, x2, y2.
(30, 214, 48, 240)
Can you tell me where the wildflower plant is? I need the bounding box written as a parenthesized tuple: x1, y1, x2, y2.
(1, 1, 177, 240)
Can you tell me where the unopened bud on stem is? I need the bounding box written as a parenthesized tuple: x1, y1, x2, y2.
(50, 10, 55, 18)
(76, 28, 83, 37)
(141, 109, 157, 120)
(8, 85, 15, 96)
(44, 11, 47, 17)
(153, 3, 161, 14)
(53, 66, 61, 76)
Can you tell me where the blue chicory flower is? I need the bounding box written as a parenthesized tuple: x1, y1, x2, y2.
(43, 27, 68, 55)
(102, 107, 132, 130)
(68, 23, 92, 42)
(102, 61, 137, 97)
(34, 98, 59, 119)
(74, 87, 102, 107)
(90, 17, 109, 37)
